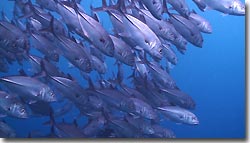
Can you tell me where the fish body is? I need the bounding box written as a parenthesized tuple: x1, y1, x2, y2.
(0, 76, 56, 102)
(193, 0, 245, 16)
(157, 106, 199, 125)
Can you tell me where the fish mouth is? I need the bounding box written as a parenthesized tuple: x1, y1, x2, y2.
(192, 120, 199, 125)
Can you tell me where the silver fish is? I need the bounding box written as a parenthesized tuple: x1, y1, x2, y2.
(141, 0, 163, 20)
(0, 91, 28, 118)
(157, 106, 199, 125)
(193, 0, 245, 16)
(0, 76, 56, 102)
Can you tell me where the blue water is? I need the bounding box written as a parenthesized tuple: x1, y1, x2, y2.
(0, 0, 245, 138)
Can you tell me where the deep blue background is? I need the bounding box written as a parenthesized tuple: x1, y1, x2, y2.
(0, 0, 245, 138)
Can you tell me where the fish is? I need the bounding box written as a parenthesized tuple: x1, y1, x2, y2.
(105, 115, 140, 138)
(94, 88, 136, 113)
(141, 0, 163, 20)
(193, 0, 245, 16)
(48, 76, 86, 101)
(110, 35, 135, 66)
(166, 11, 204, 48)
(145, 60, 177, 89)
(91, 55, 107, 74)
(46, 114, 86, 138)
(188, 10, 212, 34)
(0, 21, 29, 53)
(28, 55, 66, 77)
(150, 124, 176, 138)
(54, 35, 92, 73)
(162, 43, 178, 65)
(121, 13, 163, 60)
(55, 1, 115, 57)
(138, 9, 176, 42)
(82, 116, 106, 137)
(157, 106, 199, 125)
(0, 76, 56, 103)
(130, 97, 158, 120)
(30, 33, 60, 62)
(160, 88, 196, 109)
(166, 0, 191, 17)
(0, 91, 28, 118)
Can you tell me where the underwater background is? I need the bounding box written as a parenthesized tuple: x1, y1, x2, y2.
(0, 0, 245, 138)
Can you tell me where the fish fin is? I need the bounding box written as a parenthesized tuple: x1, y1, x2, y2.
(43, 110, 56, 126)
(68, 62, 75, 69)
(221, 13, 229, 17)
(162, 0, 170, 15)
(127, 70, 135, 79)
(133, 46, 143, 51)
(118, 32, 131, 38)
(204, 6, 212, 11)
(138, 14, 146, 24)
(28, 100, 38, 104)
(17, 13, 33, 20)
(31, 61, 47, 78)
(192, 9, 197, 14)
(0, 10, 10, 22)
(82, 73, 96, 90)
(90, 5, 100, 22)
(0, 78, 25, 87)
(193, 0, 206, 12)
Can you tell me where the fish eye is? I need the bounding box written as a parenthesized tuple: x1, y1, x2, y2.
(20, 109, 25, 113)
(159, 48, 162, 54)
(50, 92, 54, 97)
(7, 107, 11, 111)
(99, 38, 105, 43)
(145, 40, 149, 45)
(152, 0, 156, 5)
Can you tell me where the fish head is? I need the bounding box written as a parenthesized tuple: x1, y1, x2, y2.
(151, 0, 163, 20)
(53, 20, 67, 35)
(99, 37, 115, 57)
(159, 25, 176, 41)
(49, 53, 59, 62)
(148, 40, 163, 60)
(8, 103, 28, 118)
(176, 36, 188, 50)
(39, 87, 57, 102)
(122, 51, 135, 66)
(202, 22, 212, 34)
(230, 1, 245, 16)
(180, 5, 191, 17)
(76, 57, 92, 73)
(185, 113, 199, 125)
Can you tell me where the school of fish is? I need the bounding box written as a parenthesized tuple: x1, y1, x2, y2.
(0, 0, 245, 138)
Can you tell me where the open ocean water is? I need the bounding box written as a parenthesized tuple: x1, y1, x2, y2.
(0, 0, 245, 139)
